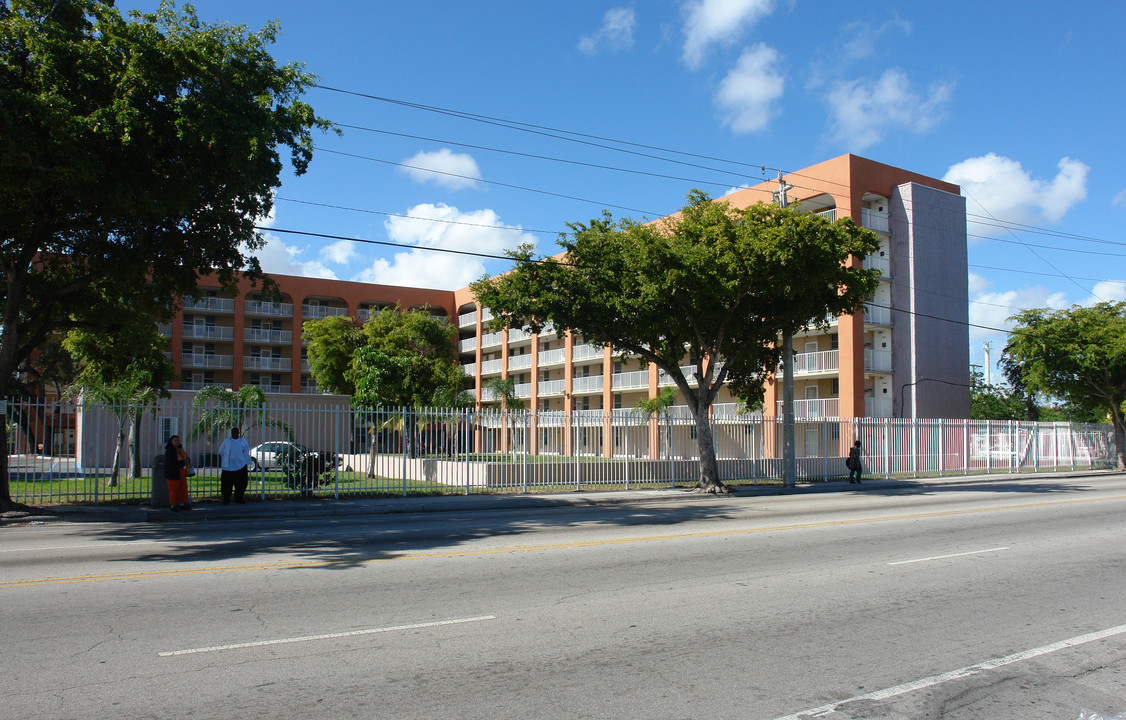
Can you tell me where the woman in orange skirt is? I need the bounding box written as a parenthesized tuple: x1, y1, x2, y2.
(163, 435, 192, 511)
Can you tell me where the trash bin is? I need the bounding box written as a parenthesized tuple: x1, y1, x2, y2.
(151, 453, 169, 508)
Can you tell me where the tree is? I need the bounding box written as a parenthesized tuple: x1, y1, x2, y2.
(305, 306, 467, 460)
(472, 192, 881, 493)
(189, 385, 291, 447)
(0, 0, 330, 509)
(64, 314, 174, 485)
(970, 369, 1025, 421)
(1002, 301, 1126, 469)
(635, 386, 677, 459)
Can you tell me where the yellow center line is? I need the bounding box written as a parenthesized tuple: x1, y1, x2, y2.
(4, 493, 1124, 589)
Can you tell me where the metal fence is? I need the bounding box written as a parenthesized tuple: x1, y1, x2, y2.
(4, 397, 1116, 505)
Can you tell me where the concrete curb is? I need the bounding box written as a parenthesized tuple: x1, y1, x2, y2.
(4, 468, 1120, 526)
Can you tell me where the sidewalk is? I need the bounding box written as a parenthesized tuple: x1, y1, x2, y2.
(4, 468, 1120, 526)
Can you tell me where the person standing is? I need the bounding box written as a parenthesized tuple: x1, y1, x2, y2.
(163, 435, 192, 511)
(218, 427, 252, 504)
(847, 440, 864, 484)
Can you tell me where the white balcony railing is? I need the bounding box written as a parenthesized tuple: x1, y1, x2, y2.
(864, 349, 892, 373)
(572, 375, 604, 394)
(865, 396, 893, 417)
(508, 327, 532, 344)
(182, 325, 234, 341)
(861, 207, 889, 233)
(183, 296, 235, 312)
(514, 382, 532, 399)
(538, 348, 565, 366)
(458, 310, 477, 328)
(538, 379, 566, 396)
(862, 253, 890, 277)
(863, 303, 892, 326)
(244, 300, 293, 317)
(612, 370, 649, 391)
(480, 331, 503, 348)
(244, 328, 292, 344)
(458, 337, 477, 353)
(180, 353, 234, 369)
(572, 344, 606, 362)
(777, 398, 839, 418)
(301, 304, 349, 319)
(508, 354, 533, 371)
(479, 359, 502, 376)
(462, 362, 477, 377)
(243, 356, 292, 372)
(778, 350, 838, 376)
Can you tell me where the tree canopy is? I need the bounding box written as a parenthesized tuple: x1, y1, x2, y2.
(472, 192, 881, 492)
(0, 0, 330, 508)
(1002, 301, 1126, 469)
(304, 306, 467, 410)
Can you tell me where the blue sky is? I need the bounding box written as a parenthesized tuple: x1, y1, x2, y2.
(121, 1, 1126, 381)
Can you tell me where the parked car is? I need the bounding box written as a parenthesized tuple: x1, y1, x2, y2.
(249, 441, 341, 474)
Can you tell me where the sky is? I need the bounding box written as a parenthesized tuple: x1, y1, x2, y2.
(120, 0, 1126, 383)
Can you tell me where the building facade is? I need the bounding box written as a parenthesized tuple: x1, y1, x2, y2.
(163, 154, 969, 421)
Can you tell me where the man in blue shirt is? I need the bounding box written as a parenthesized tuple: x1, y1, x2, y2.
(218, 427, 252, 504)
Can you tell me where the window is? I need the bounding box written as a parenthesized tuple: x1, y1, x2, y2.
(158, 417, 178, 444)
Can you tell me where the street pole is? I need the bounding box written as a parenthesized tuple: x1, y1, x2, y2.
(773, 171, 797, 488)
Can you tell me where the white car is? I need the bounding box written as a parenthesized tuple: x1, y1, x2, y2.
(248, 441, 306, 472)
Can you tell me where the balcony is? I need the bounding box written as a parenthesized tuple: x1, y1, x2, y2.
(538, 379, 566, 396)
(508, 327, 532, 345)
(183, 296, 235, 313)
(514, 382, 532, 399)
(777, 350, 838, 377)
(301, 304, 349, 320)
(538, 348, 565, 366)
(813, 208, 837, 221)
(863, 303, 892, 326)
(573, 375, 604, 394)
(458, 337, 477, 353)
(458, 310, 477, 328)
(244, 300, 293, 317)
(572, 343, 606, 362)
(508, 354, 533, 371)
(181, 353, 234, 369)
(182, 325, 234, 341)
(864, 348, 892, 373)
(865, 396, 893, 417)
(244, 328, 293, 344)
(480, 331, 503, 349)
(479, 359, 502, 376)
(861, 208, 889, 233)
(462, 362, 477, 377)
(777, 398, 839, 418)
(612, 370, 649, 391)
(243, 355, 292, 372)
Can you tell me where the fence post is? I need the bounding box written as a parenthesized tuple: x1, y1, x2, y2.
(522, 411, 528, 494)
(1069, 423, 1076, 471)
(401, 408, 408, 497)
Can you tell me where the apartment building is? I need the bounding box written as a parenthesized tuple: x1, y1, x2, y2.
(451, 153, 970, 421)
(164, 154, 969, 421)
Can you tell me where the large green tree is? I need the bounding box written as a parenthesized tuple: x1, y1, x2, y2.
(64, 311, 174, 485)
(0, 0, 329, 509)
(1002, 301, 1126, 469)
(472, 192, 881, 493)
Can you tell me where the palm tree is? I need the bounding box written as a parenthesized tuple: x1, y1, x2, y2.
(635, 387, 677, 460)
(483, 377, 525, 456)
(189, 385, 292, 446)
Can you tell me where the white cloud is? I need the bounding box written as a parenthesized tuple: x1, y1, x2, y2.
(825, 68, 953, 150)
(715, 43, 784, 133)
(943, 154, 1089, 232)
(579, 7, 636, 54)
(398, 149, 482, 190)
(355, 203, 537, 290)
(250, 233, 339, 280)
(968, 284, 1068, 354)
(681, 0, 776, 69)
(839, 16, 912, 61)
(1111, 189, 1126, 208)
(967, 271, 990, 296)
(1084, 280, 1126, 304)
(321, 239, 359, 265)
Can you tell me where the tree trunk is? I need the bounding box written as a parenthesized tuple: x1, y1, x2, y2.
(0, 419, 12, 511)
(1111, 404, 1126, 471)
(692, 409, 725, 493)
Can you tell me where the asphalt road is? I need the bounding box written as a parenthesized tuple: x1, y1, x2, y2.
(2, 474, 1125, 719)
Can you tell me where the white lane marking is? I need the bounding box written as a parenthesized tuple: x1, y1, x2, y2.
(888, 546, 1010, 565)
(771, 623, 1126, 720)
(158, 615, 496, 657)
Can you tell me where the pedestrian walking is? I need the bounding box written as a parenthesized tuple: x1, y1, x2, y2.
(847, 440, 863, 484)
(218, 427, 252, 504)
(163, 435, 192, 511)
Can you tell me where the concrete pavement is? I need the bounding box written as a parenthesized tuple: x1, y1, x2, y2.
(2, 468, 1119, 526)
